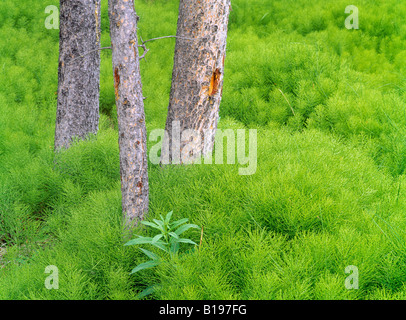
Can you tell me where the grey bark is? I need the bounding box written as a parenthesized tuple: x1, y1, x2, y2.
(108, 0, 149, 231)
(161, 0, 231, 164)
(55, 0, 101, 150)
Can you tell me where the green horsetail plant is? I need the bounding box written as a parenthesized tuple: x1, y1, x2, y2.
(124, 211, 200, 275)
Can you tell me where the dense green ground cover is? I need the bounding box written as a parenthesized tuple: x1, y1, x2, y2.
(1, 0, 406, 299)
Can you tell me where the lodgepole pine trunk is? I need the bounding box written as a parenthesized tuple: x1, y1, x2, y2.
(55, 0, 101, 150)
(108, 0, 149, 231)
(161, 0, 231, 164)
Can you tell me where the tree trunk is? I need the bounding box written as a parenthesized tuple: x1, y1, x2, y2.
(55, 0, 101, 150)
(161, 0, 231, 164)
(108, 0, 149, 231)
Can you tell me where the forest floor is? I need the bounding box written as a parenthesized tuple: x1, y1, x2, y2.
(1, 0, 406, 300)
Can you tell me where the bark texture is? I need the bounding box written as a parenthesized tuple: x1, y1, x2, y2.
(108, 0, 149, 231)
(161, 0, 231, 164)
(55, 0, 101, 150)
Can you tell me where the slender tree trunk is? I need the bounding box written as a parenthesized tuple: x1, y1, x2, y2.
(108, 0, 149, 231)
(55, 0, 101, 150)
(161, 0, 231, 164)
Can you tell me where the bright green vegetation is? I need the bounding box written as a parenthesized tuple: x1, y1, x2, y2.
(124, 211, 200, 298)
(1, 0, 406, 300)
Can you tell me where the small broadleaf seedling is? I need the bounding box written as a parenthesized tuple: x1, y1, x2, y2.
(125, 211, 200, 275)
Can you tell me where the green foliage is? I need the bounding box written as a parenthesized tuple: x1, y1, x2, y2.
(125, 211, 199, 271)
(1, 0, 406, 301)
(222, 0, 406, 175)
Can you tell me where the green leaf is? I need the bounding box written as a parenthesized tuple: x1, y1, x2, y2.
(124, 236, 154, 246)
(139, 248, 160, 260)
(130, 260, 160, 274)
(170, 218, 188, 229)
(176, 238, 197, 245)
(174, 224, 200, 236)
(151, 241, 169, 253)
